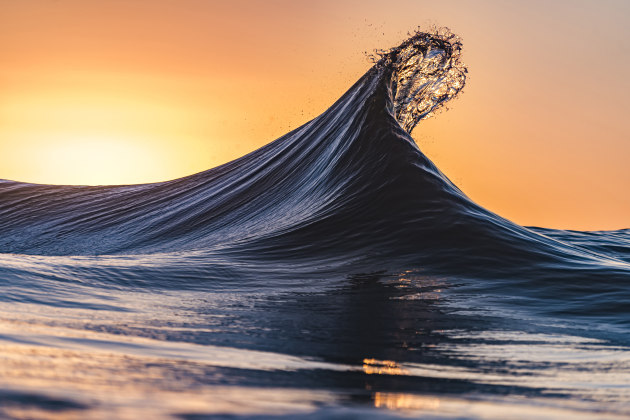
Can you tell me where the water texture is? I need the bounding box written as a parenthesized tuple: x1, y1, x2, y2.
(0, 29, 628, 419)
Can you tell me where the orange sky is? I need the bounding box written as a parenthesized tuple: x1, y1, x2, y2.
(1, 0, 629, 230)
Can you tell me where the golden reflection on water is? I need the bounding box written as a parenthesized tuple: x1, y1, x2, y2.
(362, 358, 408, 376)
(391, 271, 446, 301)
(373, 392, 440, 411)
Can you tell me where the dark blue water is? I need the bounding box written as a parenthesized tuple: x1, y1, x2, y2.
(0, 30, 628, 419)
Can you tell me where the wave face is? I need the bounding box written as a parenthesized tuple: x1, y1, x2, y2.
(0, 29, 629, 419)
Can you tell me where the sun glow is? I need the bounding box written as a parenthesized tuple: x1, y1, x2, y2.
(0, 88, 198, 186)
(34, 135, 166, 186)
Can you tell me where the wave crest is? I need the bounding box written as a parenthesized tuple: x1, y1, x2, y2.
(372, 28, 467, 134)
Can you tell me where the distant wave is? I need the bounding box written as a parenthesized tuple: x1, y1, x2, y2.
(1, 29, 629, 320)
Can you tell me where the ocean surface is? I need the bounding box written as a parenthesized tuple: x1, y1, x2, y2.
(1, 30, 629, 419)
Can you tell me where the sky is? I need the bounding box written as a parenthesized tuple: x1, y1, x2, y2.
(1, 0, 629, 230)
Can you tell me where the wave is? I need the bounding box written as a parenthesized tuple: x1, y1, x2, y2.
(0, 29, 629, 320)
(1, 28, 630, 419)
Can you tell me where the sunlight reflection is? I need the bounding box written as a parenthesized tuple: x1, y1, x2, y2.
(374, 392, 440, 411)
(391, 271, 447, 300)
(362, 358, 408, 375)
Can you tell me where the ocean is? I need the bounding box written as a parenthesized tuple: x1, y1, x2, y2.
(0, 29, 629, 419)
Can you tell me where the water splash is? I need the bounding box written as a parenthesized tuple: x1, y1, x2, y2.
(372, 28, 467, 133)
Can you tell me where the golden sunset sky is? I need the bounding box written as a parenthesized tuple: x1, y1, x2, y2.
(1, 0, 629, 230)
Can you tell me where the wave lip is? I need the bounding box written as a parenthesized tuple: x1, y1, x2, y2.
(373, 28, 467, 133)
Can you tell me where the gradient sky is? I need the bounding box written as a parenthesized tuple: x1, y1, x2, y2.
(1, 0, 629, 230)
